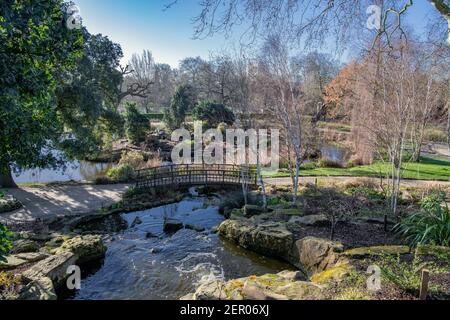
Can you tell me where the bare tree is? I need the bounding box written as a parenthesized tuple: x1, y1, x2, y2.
(259, 34, 311, 204)
(180, 0, 449, 48)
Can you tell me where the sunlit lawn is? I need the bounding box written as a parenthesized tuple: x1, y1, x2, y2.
(263, 156, 450, 181)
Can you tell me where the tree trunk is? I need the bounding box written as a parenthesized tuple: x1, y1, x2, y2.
(0, 165, 17, 188)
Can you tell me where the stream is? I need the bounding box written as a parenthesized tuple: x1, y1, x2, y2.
(63, 193, 292, 300)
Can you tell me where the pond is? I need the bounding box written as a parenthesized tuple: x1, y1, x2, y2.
(63, 195, 293, 300)
(321, 144, 351, 164)
(13, 161, 114, 185)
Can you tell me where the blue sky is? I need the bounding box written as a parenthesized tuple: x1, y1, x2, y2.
(75, 0, 438, 68)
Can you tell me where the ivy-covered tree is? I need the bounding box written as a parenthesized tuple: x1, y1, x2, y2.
(164, 84, 196, 130)
(125, 102, 150, 144)
(0, 0, 84, 187)
(56, 30, 125, 160)
(192, 101, 235, 129)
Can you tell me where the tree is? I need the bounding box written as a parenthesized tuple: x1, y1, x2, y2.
(164, 84, 196, 130)
(0, 0, 84, 188)
(125, 103, 150, 145)
(192, 101, 235, 129)
(185, 0, 450, 47)
(259, 35, 314, 203)
(56, 30, 125, 160)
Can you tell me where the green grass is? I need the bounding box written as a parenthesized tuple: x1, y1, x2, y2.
(263, 156, 450, 181)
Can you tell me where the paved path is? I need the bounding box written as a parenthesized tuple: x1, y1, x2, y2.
(1, 176, 449, 223)
(1, 184, 131, 223)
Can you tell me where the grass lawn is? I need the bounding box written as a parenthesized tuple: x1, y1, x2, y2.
(263, 156, 450, 181)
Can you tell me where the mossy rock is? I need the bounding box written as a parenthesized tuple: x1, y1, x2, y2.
(342, 245, 410, 258)
(273, 208, 303, 216)
(415, 244, 450, 259)
(311, 262, 353, 284)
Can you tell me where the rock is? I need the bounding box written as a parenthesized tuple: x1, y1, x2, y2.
(0, 255, 28, 270)
(150, 247, 163, 254)
(163, 218, 183, 233)
(0, 197, 22, 213)
(273, 208, 303, 219)
(193, 280, 228, 300)
(415, 244, 450, 258)
(130, 216, 143, 228)
(185, 224, 206, 232)
(54, 235, 107, 264)
(11, 239, 39, 254)
(242, 282, 288, 300)
(15, 252, 49, 263)
(30, 233, 52, 241)
(342, 245, 410, 258)
(18, 277, 56, 300)
(290, 237, 344, 275)
(22, 252, 77, 288)
(145, 232, 158, 238)
(243, 205, 265, 217)
(277, 270, 306, 281)
(179, 293, 195, 300)
(69, 213, 128, 233)
(186, 272, 324, 300)
(218, 220, 295, 260)
(289, 214, 329, 226)
(311, 263, 353, 284)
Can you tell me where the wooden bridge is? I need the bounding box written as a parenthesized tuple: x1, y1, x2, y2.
(135, 164, 258, 189)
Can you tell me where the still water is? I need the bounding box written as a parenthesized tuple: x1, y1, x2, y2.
(13, 161, 113, 184)
(66, 196, 293, 300)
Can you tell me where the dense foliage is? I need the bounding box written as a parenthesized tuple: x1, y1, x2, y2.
(164, 84, 196, 130)
(394, 193, 450, 246)
(124, 103, 150, 144)
(0, 223, 13, 262)
(0, 0, 84, 183)
(192, 101, 235, 129)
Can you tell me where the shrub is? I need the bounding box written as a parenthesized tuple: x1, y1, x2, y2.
(301, 162, 317, 170)
(119, 151, 145, 168)
(394, 193, 450, 246)
(424, 128, 447, 143)
(378, 254, 446, 297)
(317, 158, 344, 168)
(106, 165, 136, 182)
(192, 100, 235, 129)
(0, 224, 13, 262)
(125, 102, 150, 144)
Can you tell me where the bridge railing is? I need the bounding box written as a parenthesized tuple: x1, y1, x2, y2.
(134, 164, 257, 188)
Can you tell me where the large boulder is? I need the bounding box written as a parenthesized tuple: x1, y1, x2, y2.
(18, 277, 56, 301)
(163, 218, 183, 233)
(22, 252, 77, 288)
(289, 237, 344, 275)
(187, 271, 324, 300)
(11, 239, 39, 254)
(54, 235, 107, 264)
(243, 205, 265, 217)
(0, 253, 49, 270)
(69, 213, 128, 233)
(218, 220, 294, 260)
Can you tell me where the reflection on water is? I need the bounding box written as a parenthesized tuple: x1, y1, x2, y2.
(67, 197, 293, 300)
(321, 144, 350, 164)
(13, 161, 113, 184)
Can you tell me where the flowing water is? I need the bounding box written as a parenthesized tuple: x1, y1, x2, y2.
(65, 194, 293, 300)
